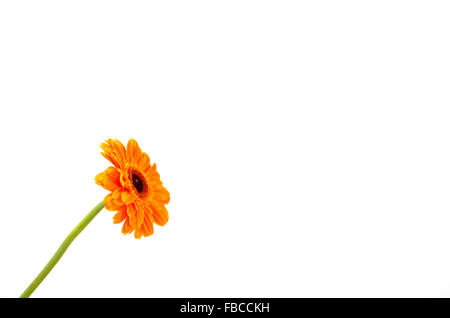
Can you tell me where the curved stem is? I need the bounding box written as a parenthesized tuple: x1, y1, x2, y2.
(20, 201, 105, 298)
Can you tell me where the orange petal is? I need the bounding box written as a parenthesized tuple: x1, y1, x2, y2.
(122, 218, 132, 234)
(142, 213, 154, 237)
(105, 166, 120, 180)
(126, 139, 142, 164)
(95, 168, 121, 192)
(145, 163, 157, 177)
(137, 152, 151, 171)
(110, 139, 126, 166)
(136, 205, 144, 228)
(134, 228, 143, 239)
(113, 207, 127, 224)
(132, 140, 143, 162)
(121, 190, 135, 204)
(104, 189, 125, 211)
(100, 139, 125, 168)
(103, 193, 115, 211)
(151, 204, 169, 226)
(126, 203, 137, 226)
(153, 187, 170, 204)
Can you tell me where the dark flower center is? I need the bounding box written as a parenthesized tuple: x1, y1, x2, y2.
(132, 173, 145, 193)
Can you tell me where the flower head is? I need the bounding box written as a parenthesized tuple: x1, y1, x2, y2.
(95, 139, 170, 238)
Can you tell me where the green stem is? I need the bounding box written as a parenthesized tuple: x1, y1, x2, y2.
(20, 201, 105, 298)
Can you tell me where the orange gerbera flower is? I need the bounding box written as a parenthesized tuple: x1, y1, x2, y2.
(95, 139, 170, 238)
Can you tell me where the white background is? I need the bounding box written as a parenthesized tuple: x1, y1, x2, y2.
(0, 1, 450, 297)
